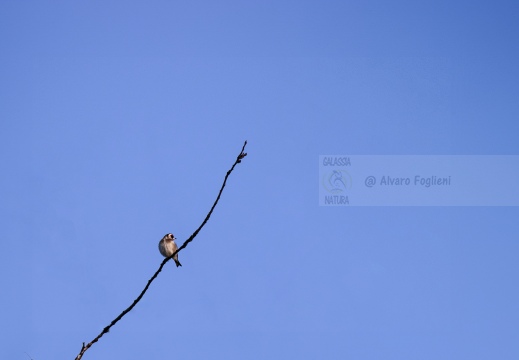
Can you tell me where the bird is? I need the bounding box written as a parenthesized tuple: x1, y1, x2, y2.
(158, 233, 182, 267)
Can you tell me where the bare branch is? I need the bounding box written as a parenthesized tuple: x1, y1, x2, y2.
(74, 140, 248, 360)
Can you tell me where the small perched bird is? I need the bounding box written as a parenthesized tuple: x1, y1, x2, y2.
(158, 233, 182, 267)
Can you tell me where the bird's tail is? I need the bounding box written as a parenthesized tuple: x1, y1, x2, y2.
(175, 259, 182, 267)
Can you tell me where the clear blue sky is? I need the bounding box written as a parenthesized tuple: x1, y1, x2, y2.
(1, 1, 519, 359)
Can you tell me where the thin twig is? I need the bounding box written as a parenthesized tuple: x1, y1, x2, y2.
(74, 141, 248, 360)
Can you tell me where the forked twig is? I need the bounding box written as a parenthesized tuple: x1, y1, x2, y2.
(74, 141, 248, 360)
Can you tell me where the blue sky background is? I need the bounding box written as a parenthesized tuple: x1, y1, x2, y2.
(1, 1, 519, 359)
